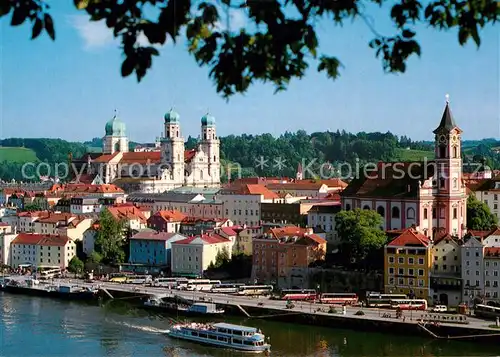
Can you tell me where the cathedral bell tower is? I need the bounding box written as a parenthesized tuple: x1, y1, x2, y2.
(433, 95, 467, 237)
(160, 108, 184, 183)
(200, 113, 220, 186)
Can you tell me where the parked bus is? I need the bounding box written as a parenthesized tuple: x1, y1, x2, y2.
(237, 285, 273, 296)
(153, 277, 188, 288)
(320, 293, 358, 305)
(279, 289, 317, 301)
(37, 268, 62, 280)
(366, 293, 407, 307)
(474, 304, 500, 320)
(125, 275, 153, 285)
(185, 279, 222, 291)
(210, 283, 244, 294)
(390, 299, 428, 311)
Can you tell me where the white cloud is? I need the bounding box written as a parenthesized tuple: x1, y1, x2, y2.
(69, 15, 116, 50)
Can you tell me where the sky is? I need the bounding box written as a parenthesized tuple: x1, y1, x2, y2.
(0, 2, 498, 143)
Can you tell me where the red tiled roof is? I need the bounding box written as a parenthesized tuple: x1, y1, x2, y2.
(151, 210, 186, 223)
(485, 247, 500, 258)
(305, 234, 327, 245)
(131, 231, 179, 241)
(37, 213, 75, 224)
(12, 233, 69, 246)
(93, 152, 120, 163)
(468, 230, 493, 238)
(174, 233, 230, 245)
(49, 184, 124, 195)
(387, 228, 431, 247)
(107, 206, 147, 223)
(220, 226, 237, 236)
(18, 211, 49, 218)
(266, 182, 325, 191)
(243, 184, 279, 199)
(184, 149, 196, 163)
(269, 226, 310, 239)
(295, 179, 348, 188)
(120, 151, 161, 165)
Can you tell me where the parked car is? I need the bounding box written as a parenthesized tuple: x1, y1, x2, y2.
(432, 305, 448, 312)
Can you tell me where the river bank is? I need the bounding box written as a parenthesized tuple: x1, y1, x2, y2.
(2, 292, 499, 357)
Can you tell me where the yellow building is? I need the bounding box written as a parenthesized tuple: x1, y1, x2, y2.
(384, 228, 432, 300)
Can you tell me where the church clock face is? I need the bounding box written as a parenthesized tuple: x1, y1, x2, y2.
(452, 135, 458, 143)
(439, 135, 447, 144)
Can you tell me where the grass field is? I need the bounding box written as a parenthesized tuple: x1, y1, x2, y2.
(0, 147, 38, 163)
(395, 148, 434, 161)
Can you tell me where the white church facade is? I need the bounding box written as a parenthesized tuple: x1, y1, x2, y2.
(79, 109, 221, 193)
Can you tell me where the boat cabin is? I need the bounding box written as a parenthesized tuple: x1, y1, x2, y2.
(184, 322, 266, 347)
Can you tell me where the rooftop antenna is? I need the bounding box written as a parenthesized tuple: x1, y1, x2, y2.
(445, 94, 450, 104)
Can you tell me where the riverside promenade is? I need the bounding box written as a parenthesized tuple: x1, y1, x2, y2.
(51, 278, 500, 342)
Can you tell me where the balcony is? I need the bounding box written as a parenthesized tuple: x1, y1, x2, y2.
(430, 277, 462, 291)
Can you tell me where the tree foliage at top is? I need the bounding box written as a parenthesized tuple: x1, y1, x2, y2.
(467, 194, 498, 231)
(94, 208, 127, 264)
(68, 256, 85, 274)
(335, 208, 387, 267)
(2, 0, 497, 99)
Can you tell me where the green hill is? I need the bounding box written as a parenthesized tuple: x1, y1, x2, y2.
(394, 148, 434, 161)
(0, 147, 38, 163)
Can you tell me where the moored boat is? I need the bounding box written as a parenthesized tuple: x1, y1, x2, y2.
(166, 322, 271, 353)
(143, 295, 225, 316)
(2, 278, 97, 300)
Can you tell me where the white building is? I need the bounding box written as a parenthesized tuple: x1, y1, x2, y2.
(33, 213, 77, 235)
(171, 233, 233, 277)
(82, 227, 98, 255)
(70, 197, 102, 214)
(430, 235, 462, 306)
(307, 204, 341, 246)
(0, 233, 17, 266)
(471, 178, 500, 221)
(484, 247, 500, 301)
(10, 233, 77, 269)
(83, 110, 221, 193)
(461, 236, 485, 305)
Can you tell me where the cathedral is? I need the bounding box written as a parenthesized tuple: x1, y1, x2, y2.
(77, 109, 221, 193)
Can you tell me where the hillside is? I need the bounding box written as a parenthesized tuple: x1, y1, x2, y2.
(0, 147, 38, 163)
(394, 148, 434, 161)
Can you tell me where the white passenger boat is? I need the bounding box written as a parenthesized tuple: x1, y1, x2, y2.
(166, 322, 271, 353)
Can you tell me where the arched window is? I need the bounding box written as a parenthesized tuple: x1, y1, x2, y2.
(363, 205, 370, 210)
(439, 146, 446, 158)
(406, 207, 415, 220)
(453, 178, 458, 189)
(114, 142, 120, 152)
(453, 146, 458, 158)
(213, 155, 216, 162)
(213, 134, 215, 139)
(391, 206, 400, 219)
(177, 153, 180, 161)
(423, 208, 428, 219)
(204, 133, 207, 140)
(176, 131, 179, 138)
(166, 130, 170, 137)
(377, 206, 385, 217)
(345, 204, 351, 211)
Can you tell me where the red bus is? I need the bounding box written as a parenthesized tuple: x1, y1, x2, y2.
(280, 289, 317, 301)
(319, 293, 358, 305)
(390, 299, 427, 311)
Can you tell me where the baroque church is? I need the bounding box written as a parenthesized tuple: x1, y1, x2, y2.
(75, 109, 221, 193)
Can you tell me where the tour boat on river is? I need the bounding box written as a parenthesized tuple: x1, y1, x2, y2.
(166, 322, 271, 353)
(143, 295, 225, 316)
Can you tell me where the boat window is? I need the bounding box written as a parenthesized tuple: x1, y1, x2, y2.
(232, 330, 243, 336)
(217, 336, 227, 342)
(243, 341, 254, 346)
(218, 328, 227, 333)
(199, 333, 207, 338)
(232, 338, 242, 344)
(191, 332, 198, 336)
(208, 334, 217, 340)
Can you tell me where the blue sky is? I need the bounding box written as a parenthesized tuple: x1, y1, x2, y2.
(0, 2, 498, 143)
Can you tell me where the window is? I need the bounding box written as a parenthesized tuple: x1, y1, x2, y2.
(439, 146, 446, 158)
(406, 207, 415, 220)
(391, 207, 400, 219)
(408, 257, 414, 264)
(453, 146, 458, 158)
(453, 208, 457, 219)
(388, 267, 394, 275)
(398, 257, 404, 264)
(440, 178, 445, 188)
(432, 208, 436, 219)
(418, 269, 424, 276)
(345, 204, 351, 211)
(363, 205, 370, 210)
(423, 208, 428, 219)
(453, 178, 458, 189)
(388, 256, 395, 263)
(398, 278, 404, 285)
(377, 206, 385, 217)
(398, 268, 404, 275)
(418, 258, 424, 265)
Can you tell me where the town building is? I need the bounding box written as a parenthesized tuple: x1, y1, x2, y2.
(129, 230, 186, 269)
(0, 233, 17, 266)
(470, 177, 500, 222)
(9, 233, 76, 269)
(430, 234, 463, 306)
(461, 236, 485, 305)
(341, 98, 467, 238)
(307, 204, 342, 247)
(73, 110, 221, 192)
(251, 226, 326, 288)
(106, 205, 148, 231)
(484, 247, 500, 301)
(171, 233, 233, 277)
(179, 217, 233, 236)
(147, 210, 186, 233)
(384, 228, 432, 299)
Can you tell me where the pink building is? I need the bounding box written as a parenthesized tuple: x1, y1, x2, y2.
(341, 98, 467, 238)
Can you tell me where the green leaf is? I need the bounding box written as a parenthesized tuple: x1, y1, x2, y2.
(11, 6, 28, 26)
(74, 0, 89, 10)
(32, 18, 43, 39)
(318, 56, 343, 79)
(44, 13, 55, 40)
(121, 56, 136, 77)
(0, 2, 11, 17)
(402, 29, 415, 39)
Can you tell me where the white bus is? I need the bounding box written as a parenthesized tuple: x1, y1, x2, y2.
(210, 283, 244, 294)
(125, 275, 153, 285)
(153, 277, 188, 288)
(366, 293, 407, 307)
(185, 279, 222, 291)
(237, 285, 273, 296)
(390, 299, 428, 311)
(37, 268, 62, 280)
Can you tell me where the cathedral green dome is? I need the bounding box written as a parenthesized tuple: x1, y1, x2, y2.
(105, 114, 126, 136)
(201, 113, 216, 127)
(164, 108, 180, 123)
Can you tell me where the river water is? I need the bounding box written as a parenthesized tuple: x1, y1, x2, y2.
(0, 293, 498, 357)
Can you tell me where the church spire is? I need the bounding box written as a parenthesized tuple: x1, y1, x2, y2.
(433, 94, 459, 134)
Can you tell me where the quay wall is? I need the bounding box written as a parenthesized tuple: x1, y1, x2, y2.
(99, 286, 500, 344)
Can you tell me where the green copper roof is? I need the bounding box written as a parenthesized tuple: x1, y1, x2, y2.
(105, 114, 126, 136)
(201, 113, 216, 126)
(164, 108, 180, 123)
